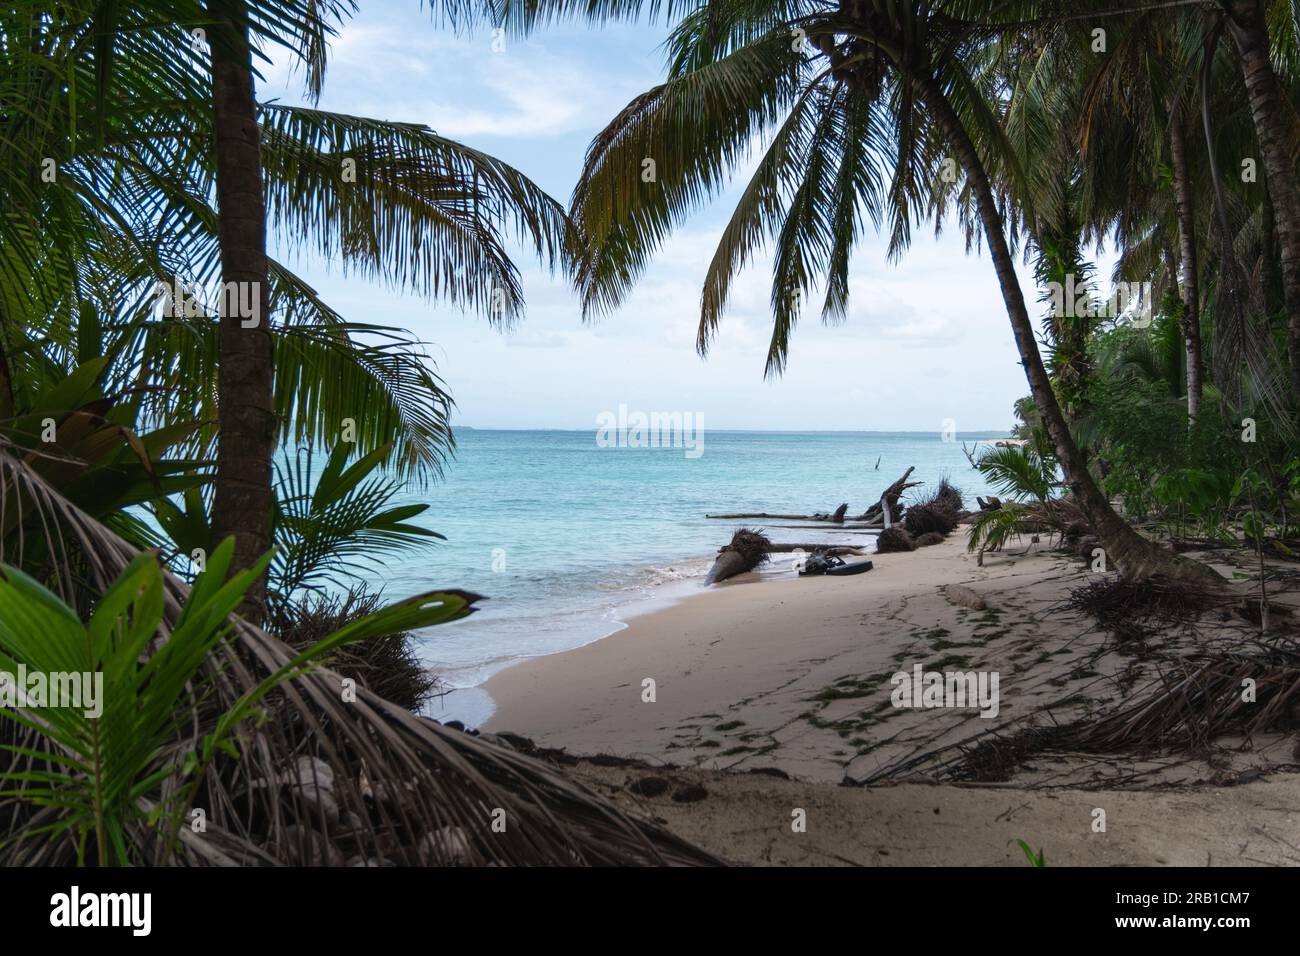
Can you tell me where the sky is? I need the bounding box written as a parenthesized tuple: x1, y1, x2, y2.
(257, 1, 1096, 433)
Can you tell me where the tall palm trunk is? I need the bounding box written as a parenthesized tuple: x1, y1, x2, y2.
(1168, 110, 1204, 418)
(916, 75, 1217, 583)
(1226, 0, 1300, 405)
(208, 2, 275, 622)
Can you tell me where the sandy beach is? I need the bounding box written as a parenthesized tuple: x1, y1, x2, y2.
(483, 532, 1300, 866)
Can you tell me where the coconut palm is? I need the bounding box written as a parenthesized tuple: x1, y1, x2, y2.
(3, 1, 578, 622)
(502, 0, 1219, 581)
(1220, 0, 1300, 406)
(1069, 8, 1209, 418)
(0, 4, 728, 866)
(205, 0, 279, 622)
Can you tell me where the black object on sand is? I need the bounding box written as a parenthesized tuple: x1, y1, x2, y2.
(798, 551, 874, 577)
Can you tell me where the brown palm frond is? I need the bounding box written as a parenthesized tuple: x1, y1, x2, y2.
(0, 444, 722, 866)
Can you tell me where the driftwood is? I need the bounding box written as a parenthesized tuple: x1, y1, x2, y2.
(707, 511, 837, 520)
(705, 528, 773, 584)
(706, 468, 917, 522)
(707, 538, 868, 584)
(759, 521, 882, 531)
(852, 467, 918, 522)
(764, 544, 868, 555)
(705, 549, 753, 584)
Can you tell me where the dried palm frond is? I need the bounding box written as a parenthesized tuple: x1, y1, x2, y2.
(1048, 653, 1300, 752)
(0, 445, 721, 866)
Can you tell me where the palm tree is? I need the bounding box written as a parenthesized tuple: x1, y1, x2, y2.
(1069, 8, 1209, 418)
(206, 0, 277, 622)
(3, 1, 579, 620)
(509, 0, 1218, 582)
(1220, 0, 1300, 406)
(0, 5, 721, 864)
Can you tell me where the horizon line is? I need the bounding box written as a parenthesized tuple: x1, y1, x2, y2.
(451, 425, 1013, 434)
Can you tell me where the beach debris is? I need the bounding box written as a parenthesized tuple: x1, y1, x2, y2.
(977, 496, 1003, 511)
(976, 651, 1300, 768)
(904, 503, 959, 536)
(1064, 575, 1226, 640)
(862, 467, 920, 523)
(916, 532, 946, 547)
(705, 533, 868, 585)
(627, 776, 672, 798)
(901, 480, 963, 538)
(671, 784, 709, 803)
(706, 508, 861, 521)
(705, 467, 918, 525)
(705, 528, 772, 584)
(877, 527, 917, 552)
(799, 552, 873, 576)
(933, 478, 965, 514)
(766, 543, 868, 555)
(942, 584, 987, 611)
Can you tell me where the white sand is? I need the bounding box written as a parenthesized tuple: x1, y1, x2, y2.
(482, 533, 1300, 865)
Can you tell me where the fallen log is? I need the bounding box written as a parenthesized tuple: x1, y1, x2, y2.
(764, 544, 868, 555)
(707, 511, 836, 520)
(758, 521, 882, 531)
(706, 468, 917, 521)
(706, 533, 870, 584)
(705, 528, 772, 584)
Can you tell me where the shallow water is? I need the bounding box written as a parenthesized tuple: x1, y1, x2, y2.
(359, 429, 1009, 725)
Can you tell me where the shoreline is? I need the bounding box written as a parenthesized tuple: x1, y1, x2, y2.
(482, 531, 1012, 779)
(427, 551, 778, 726)
(436, 530, 881, 728)
(478, 530, 1300, 864)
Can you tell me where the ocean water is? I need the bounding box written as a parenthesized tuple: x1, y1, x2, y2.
(369, 429, 1009, 726)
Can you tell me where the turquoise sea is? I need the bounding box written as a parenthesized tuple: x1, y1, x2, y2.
(369, 429, 1010, 725)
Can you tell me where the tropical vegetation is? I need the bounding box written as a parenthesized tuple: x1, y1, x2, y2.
(3, 0, 1300, 864)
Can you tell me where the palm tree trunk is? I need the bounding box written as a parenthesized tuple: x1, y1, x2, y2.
(207, 2, 275, 622)
(916, 75, 1217, 583)
(1226, 0, 1300, 405)
(1168, 110, 1204, 418)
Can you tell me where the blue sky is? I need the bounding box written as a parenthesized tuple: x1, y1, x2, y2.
(259, 1, 1077, 433)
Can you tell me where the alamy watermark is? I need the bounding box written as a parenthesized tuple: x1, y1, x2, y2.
(50, 886, 151, 936)
(890, 664, 1000, 718)
(1046, 274, 1151, 327)
(0, 665, 103, 718)
(153, 277, 261, 327)
(596, 403, 704, 459)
